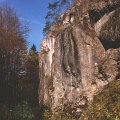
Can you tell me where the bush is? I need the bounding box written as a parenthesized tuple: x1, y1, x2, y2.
(13, 102, 35, 120)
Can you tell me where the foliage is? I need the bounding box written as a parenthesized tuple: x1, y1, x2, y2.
(43, 0, 74, 36)
(13, 102, 35, 120)
(25, 44, 39, 106)
(54, 113, 73, 120)
(0, 104, 13, 120)
(43, 108, 52, 120)
(15, 44, 39, 107)
(42, 105, 74, 120)
(0, 5, 40, 119)
(0, 4, 29, 106)
(43, 21, 51, 36)
(81, 80, 120, 120)
(43, 1, 60, 36)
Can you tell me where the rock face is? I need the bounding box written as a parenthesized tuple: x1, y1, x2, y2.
(39, 0, 120, 118)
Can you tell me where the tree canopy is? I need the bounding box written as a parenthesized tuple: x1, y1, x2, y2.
(0, 5, 40, 119)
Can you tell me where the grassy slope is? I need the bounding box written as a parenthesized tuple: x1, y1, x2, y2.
(81, 80, 120, 120)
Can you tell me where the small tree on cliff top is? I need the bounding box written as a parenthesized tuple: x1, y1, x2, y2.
(43, 0, 74, 36)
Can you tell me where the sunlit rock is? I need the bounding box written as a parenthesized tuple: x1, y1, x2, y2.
(39, 0, 120, 118)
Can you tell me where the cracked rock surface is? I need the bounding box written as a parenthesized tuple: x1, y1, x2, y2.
(39, 0, 120, 118)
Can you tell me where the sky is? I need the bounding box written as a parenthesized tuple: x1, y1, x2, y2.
(0, 0, 55, 51)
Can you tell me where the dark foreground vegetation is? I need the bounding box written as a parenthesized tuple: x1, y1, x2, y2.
(0, 5, 40, 120)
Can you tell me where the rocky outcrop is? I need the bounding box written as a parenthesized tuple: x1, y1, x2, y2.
(39, 0, 120, 118)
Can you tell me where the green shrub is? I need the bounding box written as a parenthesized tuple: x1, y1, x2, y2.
(42, 105, 52, 120)
(13, 102, 35, 120)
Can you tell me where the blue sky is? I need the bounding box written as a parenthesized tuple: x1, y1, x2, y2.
(0, 0, 55, 51)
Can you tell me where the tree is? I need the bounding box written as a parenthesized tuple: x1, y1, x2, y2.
(43, 21, 51, 36)
(43, 0, 74, 36)
(61, 0, 73, 9)
(25, 44, 39, 106)
(43, 1, 60, 36)
(0, 5, 29, 107)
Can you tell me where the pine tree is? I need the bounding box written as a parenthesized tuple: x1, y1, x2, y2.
(25, 44, 39, 106)
(43, 0, 74, 36)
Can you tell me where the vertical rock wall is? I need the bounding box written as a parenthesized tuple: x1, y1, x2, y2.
(39, 0, 120, 117)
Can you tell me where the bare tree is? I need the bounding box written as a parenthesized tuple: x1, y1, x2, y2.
(0, 5, 29, 106)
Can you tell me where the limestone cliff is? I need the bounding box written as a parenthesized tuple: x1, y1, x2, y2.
(39, 0, 120, 118)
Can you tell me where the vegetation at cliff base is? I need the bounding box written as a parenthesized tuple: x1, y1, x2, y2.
(13, 102, 35, 120)
(42, 80, 120, 120)
(81, 80, 120, 120)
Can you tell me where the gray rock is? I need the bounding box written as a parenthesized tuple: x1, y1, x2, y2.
(39, 0, 120, 118)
